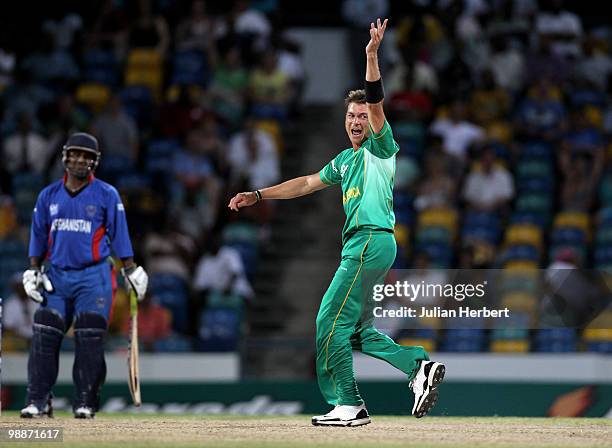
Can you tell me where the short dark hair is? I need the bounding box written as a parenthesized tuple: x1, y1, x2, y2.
(344, 89, 366, 107)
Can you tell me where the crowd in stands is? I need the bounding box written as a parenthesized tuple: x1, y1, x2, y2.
(0, 0, 302, 353)
(384, 0, 612, 353)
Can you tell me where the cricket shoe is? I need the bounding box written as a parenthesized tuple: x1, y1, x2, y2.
(410, 361, 445, 418)
(20, 400, 53, 419)
(74, 406, 95, 419)
(312, 404, 371, 427)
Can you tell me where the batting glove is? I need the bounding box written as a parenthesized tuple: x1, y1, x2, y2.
(122, 265, 149, 301)
(22, 267, 54, 303)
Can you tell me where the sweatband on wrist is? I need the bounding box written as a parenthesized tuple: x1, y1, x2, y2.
(365, 78, 384, 103)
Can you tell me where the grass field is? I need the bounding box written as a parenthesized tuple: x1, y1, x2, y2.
(1, 414, 611, 448)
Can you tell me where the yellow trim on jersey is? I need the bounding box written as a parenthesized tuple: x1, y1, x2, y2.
(323, 231, 373, 399)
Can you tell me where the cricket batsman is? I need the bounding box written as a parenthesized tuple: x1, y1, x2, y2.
(20, 132, 149, 419)
(229, 18, 445, 426)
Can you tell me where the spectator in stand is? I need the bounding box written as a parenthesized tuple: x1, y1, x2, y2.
(462, 146, 514, 213)
(2, 273, 38, 342)
(430, 99, 485, 163)
(525, 35, 571, 88)
(559, 152, 600, 213)
(249, 49, 291, 122)
(276, 36, 306, 117)
(175, 0, 217, 54)
(143, 216, 197, 283)
(514, 77, 566, 143)
(193, 234, 254, 302)
(21, 31, 80, 85)
(387, 57, 439, 99)
(437, 43, 474, 105)
(341, 0, 390, 86)
(170, 119, 222, 239)
(92, 94, 139, 163)
(128, 0, 170, 55)
(487, 36, 525, 93)
(228, 117, 280, 191)
(158, 85, 199, 138)
(388, 64, 435, 122)
(414, 150, 456, 211)
(575, 35, 612, 93)
(1, 68, 54, 131)
(89, 0, 129, 58)
(208, 46, 249, 130)
(121, 291, 172, 351)
(232, 0, 272, 63)
(2, 112, 50, 176)
(535, 0, 583, 60)
(470, 69, 511, 128)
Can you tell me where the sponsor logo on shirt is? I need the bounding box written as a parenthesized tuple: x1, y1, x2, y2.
(49, 204, 59, 216)
(50, 218, 92, 234)
(340, 164, 348, 178)
(117, 203, 125, 211)
(86, 205, 97, 217)
(342, 186, 361, 204)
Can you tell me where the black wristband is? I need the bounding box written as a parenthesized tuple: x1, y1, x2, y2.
(254, 190, 262, 202)
(365, 78, 384, 103)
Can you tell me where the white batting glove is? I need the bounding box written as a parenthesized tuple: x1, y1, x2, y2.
(22, 268, 53, 303)
(122, 265, 149, 301)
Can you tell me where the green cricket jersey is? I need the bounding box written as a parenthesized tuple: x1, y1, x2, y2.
(319, 120, 399, 245)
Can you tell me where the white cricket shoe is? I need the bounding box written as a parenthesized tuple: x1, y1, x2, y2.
(74, 406, 95, 419)
(410, 361, 445, 418)
(20, 402, 53, 418)
(312, 404, 371, 427)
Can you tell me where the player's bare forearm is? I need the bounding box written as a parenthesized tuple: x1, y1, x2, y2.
(365, 18, 388, 134)
(262, 174, 326, 199)
(228, 173, 327, 211)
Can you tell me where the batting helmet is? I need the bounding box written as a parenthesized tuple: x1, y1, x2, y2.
(62, 132, 101, 172)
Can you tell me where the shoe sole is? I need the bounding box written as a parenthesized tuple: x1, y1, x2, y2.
(20, 413, 52, 419)
(428, 362, 445, 389)
(74, 414, 95, 419)
(312, 417, 371, 427)
(413, 362, 446, 418)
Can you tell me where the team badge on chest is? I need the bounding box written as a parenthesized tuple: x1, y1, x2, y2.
(86, 205, 97, 217)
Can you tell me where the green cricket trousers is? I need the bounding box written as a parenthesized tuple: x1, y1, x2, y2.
(315, 229, 429, 406)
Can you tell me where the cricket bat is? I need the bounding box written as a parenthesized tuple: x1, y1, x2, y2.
(127, 289, 141, 406)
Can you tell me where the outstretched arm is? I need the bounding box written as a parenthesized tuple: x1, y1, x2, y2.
(365, 18, 388, 134)
(228, 173, 328, 211)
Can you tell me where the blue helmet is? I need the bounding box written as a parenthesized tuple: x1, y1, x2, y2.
(62, 132, 101, 173)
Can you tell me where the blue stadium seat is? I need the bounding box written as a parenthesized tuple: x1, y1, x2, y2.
(415, 242, 452, 268)
(503, 244, 539, 263)
(511, 212, 548, 229)
(196, 307, 241, 352)
(227, 243, 258, 281)
(150, 274, 189, 334)
(153, 335, 194, 352)
(120, 85, 153, 127)
(171, 50, 210, 86)
(83, 48, 118, 86)
(146, 139, 181, 173)
(520, 142, 553, 161)
(586, 342, 612, 353)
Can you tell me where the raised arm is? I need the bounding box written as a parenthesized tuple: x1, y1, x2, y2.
(228, 173, 327, 211)
(365, 18, 388, 134)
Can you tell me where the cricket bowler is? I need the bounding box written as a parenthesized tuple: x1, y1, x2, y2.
(20, 132, 149, 419)
(229, 18, 445, 426)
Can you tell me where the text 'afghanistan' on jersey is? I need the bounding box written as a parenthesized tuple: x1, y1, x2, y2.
(29, 177, 134, 269)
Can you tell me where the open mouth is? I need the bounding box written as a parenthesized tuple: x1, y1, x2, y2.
(351, 129, 362, 138)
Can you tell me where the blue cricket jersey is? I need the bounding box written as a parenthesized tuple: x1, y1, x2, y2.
(29, 176, 134, 269)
